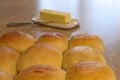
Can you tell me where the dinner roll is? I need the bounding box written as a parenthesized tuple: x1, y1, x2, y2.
(0, 31, 35, 52)
(36, 32, 68, 52)
(63, 46, 106, 70)
(17, 44, 62, 72)
(69, 33, 105, 54)
(66, 62, 116, 80)
(0, 71, 13, 80)
(15, 65, 66, 80)
(0, 46, 20, 76)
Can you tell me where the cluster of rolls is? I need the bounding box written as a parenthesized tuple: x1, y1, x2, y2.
(0, 31, 116, 80)
(0, 31, 66, 80)
(64, 33, 116, 80)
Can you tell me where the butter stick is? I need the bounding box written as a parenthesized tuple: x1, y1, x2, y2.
(40, 9, 71, 24)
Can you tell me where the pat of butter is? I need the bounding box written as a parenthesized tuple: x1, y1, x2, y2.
(40, 9, 71, 24)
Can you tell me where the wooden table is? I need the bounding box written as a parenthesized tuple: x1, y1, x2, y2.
(0, 0, 120, 79)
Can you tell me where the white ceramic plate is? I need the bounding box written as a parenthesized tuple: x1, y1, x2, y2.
(32, 16, 80, 29)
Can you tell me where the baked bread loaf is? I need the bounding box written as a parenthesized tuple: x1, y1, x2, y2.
(15, 65, 66, 80)
(0, 31, 35, 53)
(0, 71, 13, 80)
(66, 62, 116, 80)
(36, 32, 68, 52)
(17, 44, 62, 72)
(63, 46, 106, 70)
(0, 46, 20, 76)
(69, 33, 105, 54)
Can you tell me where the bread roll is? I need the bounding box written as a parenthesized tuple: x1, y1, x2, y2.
(0, 71, 13, 80)
(17, 44, 62, 72)
(15, 65, 66, 80)
(69, 33, 105, 54)
(0, 31, 35, 52)
(36, 32, 68, 52)
(0, 46, 20, 76)
(66, 62, 116, 80)
(63, 46, 106, 70)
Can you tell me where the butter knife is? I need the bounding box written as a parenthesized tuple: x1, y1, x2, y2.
(6, 21, 38, 27)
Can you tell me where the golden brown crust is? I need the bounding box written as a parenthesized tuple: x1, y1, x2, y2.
(17, 44, 63, 72)
(0, 31, 35, 52)
(15, 65, 66, 80)
(69, 33, 105, 54)
(0, 71, 13, 80)
(71, 33, 95, 39)
(40, 32, 67, 39)
(63, 46, 107, 70)
(0, 46, 20, 76)
(36, 32, 68, 52)
(66, 62, 116, 80)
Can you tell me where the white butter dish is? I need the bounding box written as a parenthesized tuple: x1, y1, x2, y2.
(32, 16, 80, 29)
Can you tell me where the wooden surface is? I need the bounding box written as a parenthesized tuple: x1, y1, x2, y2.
(0, 0, 120, 79)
